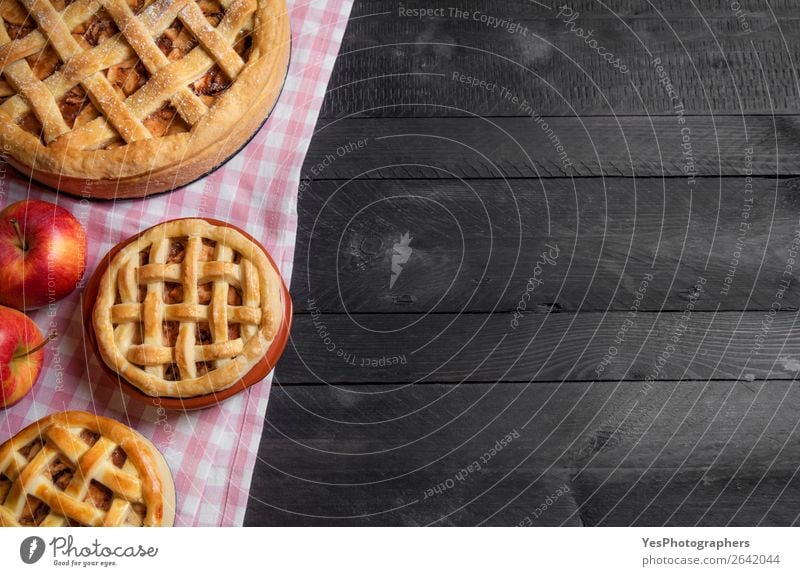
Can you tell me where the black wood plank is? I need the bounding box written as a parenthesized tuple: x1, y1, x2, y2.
(248, 0, 800, 529)
(351, 0, 799, 19)
(294, 177, 800, 313)
(276, 311, 800, 384)
(303, 117, 798, 179)
(574, 468, 800, 527)
(245, 381, 800, 526)
(324, 0, 800, 117)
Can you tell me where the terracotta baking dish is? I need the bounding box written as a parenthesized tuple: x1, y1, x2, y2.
(82, 217, 292, 411)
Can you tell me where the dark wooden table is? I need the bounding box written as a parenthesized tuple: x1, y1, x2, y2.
(244, 0, 800, 526)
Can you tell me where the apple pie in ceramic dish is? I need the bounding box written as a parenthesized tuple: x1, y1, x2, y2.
(0, 411, 175, 527)
(0, 0, 290, 198)
(88, 218, 290, 409)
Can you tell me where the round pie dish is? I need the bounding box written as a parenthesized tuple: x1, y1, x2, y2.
(0, 411, 175, 527)
(0, 0, 291, 198)
(83, 217, 292, 410)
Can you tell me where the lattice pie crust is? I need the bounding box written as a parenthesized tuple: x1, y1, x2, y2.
(0, 411, 175, 527)
(0, 0, 289, 197)
(92, 218, 283, 398)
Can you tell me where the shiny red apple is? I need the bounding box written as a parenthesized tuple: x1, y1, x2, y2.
(0, 305, 50, 408)
(0, 200, 87, 310)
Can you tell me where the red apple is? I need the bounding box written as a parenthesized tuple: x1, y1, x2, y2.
(0, 200, 87, 310)
(0, 305, 50, 409)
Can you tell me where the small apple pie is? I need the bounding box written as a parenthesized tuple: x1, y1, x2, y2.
(92, 218, 284, 398)
(0, 0, 290, 197)
(0, 411, 175, 527)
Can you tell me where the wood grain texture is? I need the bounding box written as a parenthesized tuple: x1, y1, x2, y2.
(304, 116, 799, 179)
(351, 0, 800, 18)
(247, 1, 800, 527)
(294, 177, 800, 313)
(276, 311, 800, 384)
(575, 468, 800, 527)
(244, 381, 800, 526)
(324, 0, 800, 118)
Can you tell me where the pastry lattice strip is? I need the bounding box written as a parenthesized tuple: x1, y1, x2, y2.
(0, 422, 146, 527)
(111, 234, 262, 382)
(0, 0, 255, 147)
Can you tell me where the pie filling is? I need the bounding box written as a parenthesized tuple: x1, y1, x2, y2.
(111, 446, 128, 468)
(80, 428, 100, 446)
(18, 438, 44, 460)
(85, 480, 113, 512)
(0, 473, 10, 503)
(1, 0, 254, 144)
(47, 456, 74, 490)
(1, 414, 162, 527)
(126, 237, 249, 381)
(19, 495, 49, 526)
(22, 452, 119, 526)
(9, 436, 143, 525)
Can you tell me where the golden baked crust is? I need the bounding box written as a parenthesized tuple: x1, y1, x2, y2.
(0, 0, 290, 197)
(93, 218, 283, 398)
(0, 411, 175, 527)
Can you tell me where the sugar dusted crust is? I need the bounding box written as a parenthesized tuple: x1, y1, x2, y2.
(0, 411, 175, 527)
(0, 0, 290, 197)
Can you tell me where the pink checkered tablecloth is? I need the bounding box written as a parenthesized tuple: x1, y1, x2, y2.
(0, 0, 353, 526)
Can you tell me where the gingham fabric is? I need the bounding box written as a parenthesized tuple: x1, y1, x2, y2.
(0, 0, 353, 526)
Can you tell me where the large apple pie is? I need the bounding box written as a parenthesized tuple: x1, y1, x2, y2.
(92, 218, 284, 399)
(0, 411, 175, 527)
(0, 0, 290, 197)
